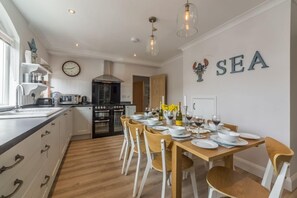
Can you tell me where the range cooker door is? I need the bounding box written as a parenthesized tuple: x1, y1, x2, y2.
(113, 109, 124, 133)
(93, 119, 111, 137)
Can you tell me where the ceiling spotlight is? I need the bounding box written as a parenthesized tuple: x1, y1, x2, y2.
(68, 9, 76, 14)
(130, 37, 140, 43)
(133, 53, 137, 57)
(75, 43, 79, 47)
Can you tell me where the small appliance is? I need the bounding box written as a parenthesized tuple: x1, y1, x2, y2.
(35, 98, 53, 106)
(59, 94, 80, 105)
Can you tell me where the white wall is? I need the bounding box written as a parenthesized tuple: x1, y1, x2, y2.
(158, 56, 183, 104)
(183, 0, 294, 184)
(49, 55, 158, 102)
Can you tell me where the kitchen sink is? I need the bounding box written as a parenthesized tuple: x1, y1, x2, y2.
(0, 107, 63, 119)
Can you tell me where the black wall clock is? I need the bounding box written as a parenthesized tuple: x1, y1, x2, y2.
(62, 61, 81, 77)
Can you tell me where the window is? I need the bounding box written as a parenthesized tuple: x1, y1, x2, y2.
(0, 39, 10, 106)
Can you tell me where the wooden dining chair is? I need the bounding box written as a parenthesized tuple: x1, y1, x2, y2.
(137, 127, 198, 198)
(125, 120, 145, 197)
(119, 115, 131, 174)
(206, 137, 294, 198)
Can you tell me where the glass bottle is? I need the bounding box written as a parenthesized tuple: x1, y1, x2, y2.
(158, 101, 163, 121)
(175, 102, 183, 126)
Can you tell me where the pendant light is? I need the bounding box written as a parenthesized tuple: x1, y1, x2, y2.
(177, 0, 198, 38)
(146, 16, 159, 56)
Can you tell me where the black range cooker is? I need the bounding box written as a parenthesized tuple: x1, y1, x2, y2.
(92, 104, 124, 138)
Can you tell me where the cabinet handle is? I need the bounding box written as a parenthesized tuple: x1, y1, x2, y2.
(41, 130, 51, 138)
(0, 154, 25, 174)
(0, 179, 23, 198)
(193, 103, 196, 110)
(40, 175, 50, 188)
(51, 122, 55, 126)
(41, 145, 50, 153)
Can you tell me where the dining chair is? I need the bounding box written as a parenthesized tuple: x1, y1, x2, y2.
(137, 128, 198, 198)
(208, 122, 238, 169)
(206, 137, 294, 198)
(119, 115, 131, 174)
(125, 120, 145, 197)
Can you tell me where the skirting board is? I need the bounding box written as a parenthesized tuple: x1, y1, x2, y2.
(234, 156, 297, 192)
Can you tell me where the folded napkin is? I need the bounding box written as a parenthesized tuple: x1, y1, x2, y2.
(208, 139, 235, 149)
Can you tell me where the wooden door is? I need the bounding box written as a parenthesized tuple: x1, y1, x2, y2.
(133, 81, 144, 112)
(150, 74, 166, 108)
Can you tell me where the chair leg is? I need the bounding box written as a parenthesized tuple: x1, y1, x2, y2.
(119, 139, 126, 160)
(137, 163, 151, 198)
(208, 161, 214, 170)
(125, 145, 134, 175)
(121, 143, 129, 174)
(167, 172, 172, 187)
(133, 152, 141, 197)
(190, 167, 198, 198)
(161, 170, 167, 198)
(208, 187, 219, 198)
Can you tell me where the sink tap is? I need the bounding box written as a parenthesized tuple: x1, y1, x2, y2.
(16, 84, 25, 110)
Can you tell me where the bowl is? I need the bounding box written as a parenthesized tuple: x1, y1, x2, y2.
(218, 131, 240, 142)
(131, 114, 144, 120)
(147, 118, 159, 125)
(168, 126, 186, 136)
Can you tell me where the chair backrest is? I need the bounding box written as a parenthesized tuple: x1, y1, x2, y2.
(260, 137, 294, 197)
(127, 119, 144, 140)
(223, 123, 238, 132)
(120, 116, 130, 137)
(143, 127, 172, 153)
(265, 137, 294, 175)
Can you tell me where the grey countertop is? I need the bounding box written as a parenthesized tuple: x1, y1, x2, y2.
(0, 106, 75, 155)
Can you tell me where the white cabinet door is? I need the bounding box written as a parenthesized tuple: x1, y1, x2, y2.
(59, 112, 67, 156)
(192, 96, 217, 119)
(73, 107, 92, 136)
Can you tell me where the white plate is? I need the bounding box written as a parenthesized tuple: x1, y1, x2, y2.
(210, 135, 248, 146)
(191, 139, 218, 149)
(239, 132, 261, 140)
(152, 126, 168, 131)
(143, 121, 163, 126)
(170, 131, 192, 138)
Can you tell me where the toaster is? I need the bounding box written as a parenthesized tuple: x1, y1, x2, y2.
(36, 98, 53, 106)
(59, 94, 80, 105)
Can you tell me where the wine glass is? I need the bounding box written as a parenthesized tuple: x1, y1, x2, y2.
(144, 107, 150, 117)
(193, 115, 205, 138)
(212, 114, 221, 132)
(166, 111, 174, 125)
(151, 108, 157, 117)
(186, 111, 193, 126)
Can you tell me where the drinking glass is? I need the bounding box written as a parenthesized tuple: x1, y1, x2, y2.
(151, 109, 157, 117)
(186, 111, 193, 126)
(166, 111, 174, 125)
(144, 107, 150, 117)
(212, 114, 221, 132)
(193, 115, 205, 138)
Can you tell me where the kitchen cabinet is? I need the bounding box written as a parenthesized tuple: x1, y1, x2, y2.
(21, 63, 52, 95)
(73, 107, 92, 137)
(0, 109, 72, 198)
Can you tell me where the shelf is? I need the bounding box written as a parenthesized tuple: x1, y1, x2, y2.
(21, 83, 48, 95)
(21, 63, 52, 76)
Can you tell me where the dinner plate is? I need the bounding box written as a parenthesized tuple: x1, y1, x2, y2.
(203, 126, 230, 132)
(143, 121, 163, 126)
(191, 139, 218, 149)
(170, 131, 192, 138)
(152, 126, 168, 131)
(239, 132, 261, 140)
(192, 128, 210, 134)
(210, 135, 248, 146)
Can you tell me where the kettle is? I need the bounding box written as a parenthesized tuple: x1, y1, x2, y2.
(81, 96, 88, 104)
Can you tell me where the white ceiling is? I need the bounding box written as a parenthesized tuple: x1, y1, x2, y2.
(12, 0, 266, 67)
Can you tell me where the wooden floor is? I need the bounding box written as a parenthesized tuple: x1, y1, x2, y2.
(50, 135, 297, 198)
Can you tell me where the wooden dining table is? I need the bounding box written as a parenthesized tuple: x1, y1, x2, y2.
(170, 133, 265, 198)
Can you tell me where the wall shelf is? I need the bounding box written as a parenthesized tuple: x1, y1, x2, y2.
(21, 63, 52, 76)
(21, 83, 48, 95)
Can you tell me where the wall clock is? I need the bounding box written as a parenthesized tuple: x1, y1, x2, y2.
(62, 61, 81, 77)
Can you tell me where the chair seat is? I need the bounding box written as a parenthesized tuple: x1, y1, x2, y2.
(152, 151, 193, 172)
(207, 166, 269, 198)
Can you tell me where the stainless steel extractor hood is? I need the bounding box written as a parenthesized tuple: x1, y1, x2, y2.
(92, 60, 123, 83)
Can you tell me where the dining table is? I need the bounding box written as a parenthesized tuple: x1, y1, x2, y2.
(132, 115, 265, 198)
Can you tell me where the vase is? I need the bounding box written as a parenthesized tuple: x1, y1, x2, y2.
(31, 52, 38, 63)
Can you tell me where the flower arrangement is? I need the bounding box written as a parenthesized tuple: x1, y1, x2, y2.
(192, 58, 209, 82)
(162, 104, 178, 112)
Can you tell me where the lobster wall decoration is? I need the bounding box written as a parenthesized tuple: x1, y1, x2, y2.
(192, 58, 209, 82)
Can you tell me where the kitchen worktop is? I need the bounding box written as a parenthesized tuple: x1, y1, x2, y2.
(0, 106, 72, 155)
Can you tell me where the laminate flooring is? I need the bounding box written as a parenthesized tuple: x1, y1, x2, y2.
(50, 135, 297, 198)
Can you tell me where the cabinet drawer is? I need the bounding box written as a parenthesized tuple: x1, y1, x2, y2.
(0, 147, 41, 197)
(0, 129, 41, 187)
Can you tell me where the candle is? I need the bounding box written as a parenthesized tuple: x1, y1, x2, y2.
(162, 96, 165, 104)
(184, 96, 187, 106)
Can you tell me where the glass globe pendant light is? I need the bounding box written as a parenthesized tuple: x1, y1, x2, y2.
(177, 0, 198, 38)
(146, 16, 159, 56)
